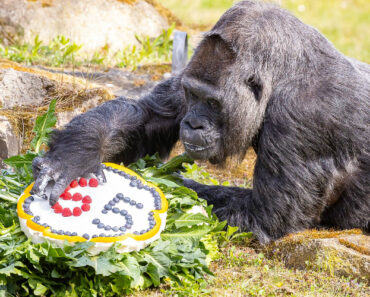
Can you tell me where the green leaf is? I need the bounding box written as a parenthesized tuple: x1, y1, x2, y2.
(30, 99, 57, 153)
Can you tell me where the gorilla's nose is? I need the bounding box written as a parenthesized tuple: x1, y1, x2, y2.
(184, 117, 204, 130)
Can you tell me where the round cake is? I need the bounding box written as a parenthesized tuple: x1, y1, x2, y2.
(17, 163, 168, 253)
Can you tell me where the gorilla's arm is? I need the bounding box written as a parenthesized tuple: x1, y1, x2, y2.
(31, 76, 186, 205)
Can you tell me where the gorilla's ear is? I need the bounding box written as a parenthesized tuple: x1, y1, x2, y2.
(185, 33, 236, 86)
(245, 75, 263, 102)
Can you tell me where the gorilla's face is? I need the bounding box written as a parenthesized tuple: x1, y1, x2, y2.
(179, 33, 267, 164)
(180, 76, 224, 163)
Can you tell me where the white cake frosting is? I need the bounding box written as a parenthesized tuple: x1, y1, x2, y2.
(17, 163, 168, 254)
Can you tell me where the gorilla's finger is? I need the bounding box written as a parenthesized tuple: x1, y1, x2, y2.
(95, 166, 106, 184)
(31, 156, 44, 179)
(49, 176, 69, 206)
(30, 168, 52, 196)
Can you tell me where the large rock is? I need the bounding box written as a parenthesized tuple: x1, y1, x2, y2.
(0, 0, 169, 55)
(0, 67, 53, 108)
(270, 229, 370, 281)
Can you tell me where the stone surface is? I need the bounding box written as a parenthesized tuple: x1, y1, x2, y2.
(0, 67, 53, 108)
(0, 115, 20, 164)
(270, 229, 370, 281)
(0, 0, 168, 55)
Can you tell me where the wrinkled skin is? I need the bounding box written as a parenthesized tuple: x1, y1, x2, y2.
(32, 1, 370, 243)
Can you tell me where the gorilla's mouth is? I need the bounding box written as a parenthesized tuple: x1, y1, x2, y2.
(183, 142, 211, 152)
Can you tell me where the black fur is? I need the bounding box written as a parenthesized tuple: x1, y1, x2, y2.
(32, 1, 370, 242)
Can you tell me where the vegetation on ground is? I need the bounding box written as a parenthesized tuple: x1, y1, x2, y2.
(0, 24, 175, 70)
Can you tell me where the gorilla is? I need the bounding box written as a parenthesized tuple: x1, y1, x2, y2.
(31, 1, 369, 243)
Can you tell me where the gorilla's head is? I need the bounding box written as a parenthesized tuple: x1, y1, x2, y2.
(179, 0, 330, 163)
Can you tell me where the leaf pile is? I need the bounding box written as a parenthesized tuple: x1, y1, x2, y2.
(0, 102, 229, 296)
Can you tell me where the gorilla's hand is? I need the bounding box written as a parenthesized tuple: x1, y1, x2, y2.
(30, 154, 105, 206)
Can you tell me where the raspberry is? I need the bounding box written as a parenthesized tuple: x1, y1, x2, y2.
(82, 195, 92, 204)
(81, 203, 90, 212)
(72, 193, 83, 201)
(70, 180, 78, 188)
(79, 178, 87, 187)
(65, 186, 71, 192)
(62, 208, 72, 217)
(53, 203, 63, 213)
(89, 178, 99, 187)
(63, 192, 72, 200)
(73, 207, 82, 216)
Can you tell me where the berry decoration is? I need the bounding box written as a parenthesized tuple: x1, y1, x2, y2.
(73, 207, 82, 217)
(82, 195, 92, 204)
(72, 193, 83, 201)
(81, 204, 90, 212)
(79, 178, 87, 187)
(62, 208, 72, 217)
(89, 178, 99, 187)
(70, 180, 78, 188)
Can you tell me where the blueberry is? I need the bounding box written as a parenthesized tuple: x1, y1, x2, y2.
(29, 196, 35, 201)
(28, 212, 34, 216)
(42, 223, 49, 228)
(104, 204, 112, 210)
(147, 228, 152, 232)
(125, 224, 132, 229)
(148, 212, 154, 217)
(57, 230, 63, 235)
(133, 231, 139, 235)
(120, 209, 128, 216)
(33, 216, 40, 221)
(129, 200, 136, 206)
(109, 200, 115, 206)
(104, 225, 112, 231)
(65, 231, 71, 236)
(119, 226, 126, 232)
(140, 230, 146, 235)
(93, 218, 100, 224)
(82, 234, 90, 240)
(98, 223, 105, 229)
(119, 232, 125, 236)
(137, 184, 143, 189)
(116, 193, 124, 199)
(112, 226, 119, 232)
(51, 229, 57, 233)
(130, 176, 137, 180)
(102, 209, 108, 214)
(99, 233, 106, 237)
(92, 234, 98, 238)
(144, 185, 150, 191)
(126, 214, 132, 220)
(112, 207, 119, 214)
(136, 203, 143, 209)
(101, 164, 106, 168)
(123, 196, 130, 202)
(106, 166, 112, 171)
(113, 197, 120, 203)
(71, 232, 78, 236)
(118, 171, 125, 176)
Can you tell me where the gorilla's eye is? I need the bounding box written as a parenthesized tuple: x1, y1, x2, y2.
(207, 98, 221, 111)
(246, 75, 263, 101)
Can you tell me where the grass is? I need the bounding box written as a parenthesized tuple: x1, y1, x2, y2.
(160, 0, 370, 62)
(0, 24, 175, 70)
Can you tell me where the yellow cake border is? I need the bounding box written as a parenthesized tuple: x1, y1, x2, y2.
(17, 162, 168, 243)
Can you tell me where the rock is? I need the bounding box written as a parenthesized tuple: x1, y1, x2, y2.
(270, 229, 370, 281)
(0, 67, 53, 108)
(0, 0, 169, 55)
(0, 115, 20, 164)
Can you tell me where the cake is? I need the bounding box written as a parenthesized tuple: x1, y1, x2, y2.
(17, 163, 168, 253)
